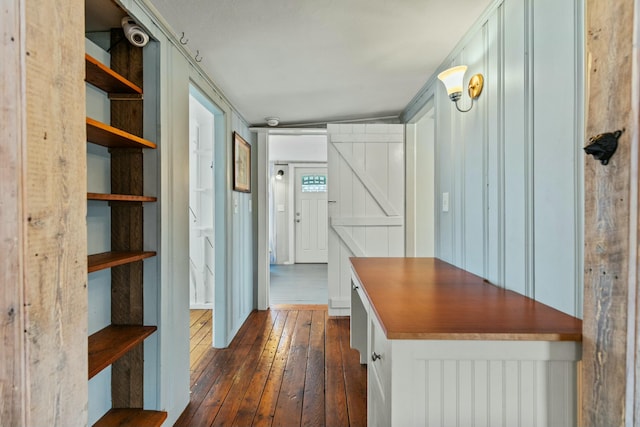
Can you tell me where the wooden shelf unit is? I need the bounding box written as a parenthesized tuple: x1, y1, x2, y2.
(85, 37, 164, 421)
(88, 251, 156, 273)
(88, 325, 157, 379)
(86, 117, 157, 149)
(85, 53, 143, 95)
(93, 408, 167, 427)
(88, 192, 157, 202)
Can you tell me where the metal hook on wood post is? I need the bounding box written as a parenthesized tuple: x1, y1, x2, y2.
(195, 50, 202, 63)
(180, 32, 188, 45)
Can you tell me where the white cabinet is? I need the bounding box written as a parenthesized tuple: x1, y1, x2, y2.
(350, 261, 582, 427)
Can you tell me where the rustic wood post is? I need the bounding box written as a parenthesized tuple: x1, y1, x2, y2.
(583, 0, 639, 425)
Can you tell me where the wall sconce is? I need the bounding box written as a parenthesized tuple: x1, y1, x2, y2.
(437, 65, 484, 113)
(275, 169, 285, 180)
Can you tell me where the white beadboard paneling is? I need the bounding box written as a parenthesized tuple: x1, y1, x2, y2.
(532, 0, 579, 316)
(410, 0, 583, 317)
(392, 340, 579, 426)
(503, 0, 528, 297)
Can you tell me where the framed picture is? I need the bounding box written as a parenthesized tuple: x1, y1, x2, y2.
(233, 132, 251, 192)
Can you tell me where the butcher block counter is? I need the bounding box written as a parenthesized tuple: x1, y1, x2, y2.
(349, 257, 582, 427)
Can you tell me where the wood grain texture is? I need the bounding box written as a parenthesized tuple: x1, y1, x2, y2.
(0, 0, 25, 424)
(108, 34, 147, 409)
(87, 251, 156, 273)
(88, 325, 157, 379)
(583, 0, 638, 426)
(351, 257, 583, 340)
(93, 408, 167, 427)
(86, 118, 156, 149)
(85, 54, 142, 95)
(87, 192, 157, 202)
(178, 307, 367, 427)
(24, 0, 87, 424)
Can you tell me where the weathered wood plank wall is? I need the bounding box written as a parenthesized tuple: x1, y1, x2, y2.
(1, 0, 26, 425)
(23, 0, 88, 424)
(583, 0, 639, 425)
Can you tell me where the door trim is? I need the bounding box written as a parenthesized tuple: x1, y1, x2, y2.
(251, 128, 328, 310)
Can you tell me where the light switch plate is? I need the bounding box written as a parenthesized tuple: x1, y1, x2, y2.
(442, 192, 449, 212)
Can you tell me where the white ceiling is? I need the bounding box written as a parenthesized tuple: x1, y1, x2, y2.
(142, 0, 491, 125)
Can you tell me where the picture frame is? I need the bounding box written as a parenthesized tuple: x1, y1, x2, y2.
(233, 131, 251, 192)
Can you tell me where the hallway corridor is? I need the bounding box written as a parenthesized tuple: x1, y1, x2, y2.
(180, 306, 366, 426)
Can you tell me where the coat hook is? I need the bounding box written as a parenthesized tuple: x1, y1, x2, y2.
(584, 128, 624, 165)
(180, 32, 188, 45)
(195, 50, 202, 63)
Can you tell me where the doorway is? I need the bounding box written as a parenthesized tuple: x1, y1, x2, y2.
(188, 85, 218, 359)
(267, 134, 329, 305)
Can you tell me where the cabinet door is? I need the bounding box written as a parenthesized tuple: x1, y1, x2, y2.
(368, 314, 391, 426)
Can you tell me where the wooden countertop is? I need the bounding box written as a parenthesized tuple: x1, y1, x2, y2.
(350, 257, 582, 341)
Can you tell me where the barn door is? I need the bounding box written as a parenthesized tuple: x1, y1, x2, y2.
(327, 124, 405, 316)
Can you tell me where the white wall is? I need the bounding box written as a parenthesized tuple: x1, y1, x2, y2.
(269, 135, 328, 162)
(403, 0, 584, 317)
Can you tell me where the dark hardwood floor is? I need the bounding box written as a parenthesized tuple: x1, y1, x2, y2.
(178, 306, 367, 427)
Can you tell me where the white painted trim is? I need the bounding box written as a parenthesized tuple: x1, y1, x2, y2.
(334, 144, 399, 217)
(573, 0, 585, 319)
(331, 216, 403, 227)
(256, 132, 270, 310)
(330, 297, 351, 309)
(524, 0, 535, 299)
(255, 130, 328, 310)
(331, 226, 366, 257)
(189, 304, 213, 310)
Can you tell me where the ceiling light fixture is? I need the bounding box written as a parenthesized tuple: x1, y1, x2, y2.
(265, 117, 280, 127)
(437, 65, 484, 113)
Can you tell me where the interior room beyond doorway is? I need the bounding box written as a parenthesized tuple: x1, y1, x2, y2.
(269, 134, 328, 306)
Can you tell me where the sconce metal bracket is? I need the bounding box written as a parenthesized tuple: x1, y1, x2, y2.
(584, 129, 624, 165)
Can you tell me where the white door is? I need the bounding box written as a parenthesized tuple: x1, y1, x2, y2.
(294, 167, 328, 263)
(327, 124, 405, 316)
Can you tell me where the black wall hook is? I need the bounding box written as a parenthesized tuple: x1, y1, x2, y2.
(584, 129, 624, 165)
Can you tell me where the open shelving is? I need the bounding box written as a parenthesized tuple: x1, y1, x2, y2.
(85, 31, 164, 426)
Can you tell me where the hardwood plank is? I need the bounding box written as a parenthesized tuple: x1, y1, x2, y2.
(351, 258, 582, 340)
(231, 310, 289, 426)
(272, 310, 313, 427)
(1, 0, 26, 423)
(583, 0, 638, 425)
(88, 325, 156, 379)
(86, 118, 156, 149)
(182, 307, 365, 427)
(210, 311, 280, 427)
(87, 192, 157, 202)
(190, 309, 209, 328)
(23, 0, 87, 423)
(252, 311, 300, 427)
(325, 312, 350, 427)
(301, 310, 326, 427)
(177, 310, 269, 426)
(85, 54, 142, 95)
(93, 408, 166, 427)
(338, 318, 367, 427)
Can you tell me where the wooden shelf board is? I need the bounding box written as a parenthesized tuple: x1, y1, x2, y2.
(87, 192, 157, 202)
(88, 251, 156, 273)
(86, 118, 156, 149)
(85, 54, 143, 94)
(93, 409, 167, 427)
(88, 325, 157, 379)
